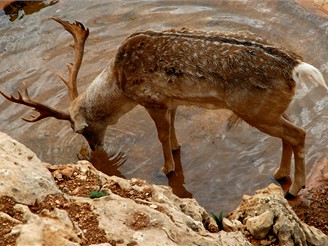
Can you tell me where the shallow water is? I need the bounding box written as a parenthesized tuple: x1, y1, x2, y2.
(1, 0, 328, 214)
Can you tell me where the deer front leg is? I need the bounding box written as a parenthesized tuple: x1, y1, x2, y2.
(170, 107, 181, 151)
(146, 107, 176, 174)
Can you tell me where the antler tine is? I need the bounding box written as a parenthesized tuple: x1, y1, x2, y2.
(0, 83, 71, 122)
(51, 17, 89, 101)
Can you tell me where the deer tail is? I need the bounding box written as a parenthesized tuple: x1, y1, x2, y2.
(292, 62, 327, 89)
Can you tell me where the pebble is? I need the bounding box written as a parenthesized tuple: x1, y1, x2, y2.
(71, 187, 80, 195)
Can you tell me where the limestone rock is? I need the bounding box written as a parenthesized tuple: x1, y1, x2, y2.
(246, 210, 274, 239)
(229, 183, 328, 245)
(218, 231, 252, 245)
(222, 217, 243, 232)
(70, 163, 248, 245)
(0, 132, 60, 204)
(0, 133, 251, 246)
(1, 132, 327, 246)
(11, 204, 80, 246)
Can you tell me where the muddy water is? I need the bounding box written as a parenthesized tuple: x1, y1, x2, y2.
(1, 0, 328, 214)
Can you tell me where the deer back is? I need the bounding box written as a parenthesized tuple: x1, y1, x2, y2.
(113, 29, 301, 115)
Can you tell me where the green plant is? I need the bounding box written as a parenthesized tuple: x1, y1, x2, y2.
(89, 185, 109, 199)
(210, 211, 223, 230)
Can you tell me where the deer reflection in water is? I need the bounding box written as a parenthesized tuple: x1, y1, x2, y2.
(78, 146, 192, 198)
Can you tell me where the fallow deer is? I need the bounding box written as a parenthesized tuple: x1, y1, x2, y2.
(1, 18, 326, 198)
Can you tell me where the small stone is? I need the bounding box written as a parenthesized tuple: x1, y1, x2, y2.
(246, 211, 274, 239)
(260, 239, 272, 246)
(77, 175, 87, 180)
(60, 167, 74, 179)
(222, 218, 242, 232)
(53, 171, 63, 181)
(242, 194, 251, 201)
(71, 187, 80, 195)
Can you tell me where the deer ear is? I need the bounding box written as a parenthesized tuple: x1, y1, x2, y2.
(73, 114, 88, 133)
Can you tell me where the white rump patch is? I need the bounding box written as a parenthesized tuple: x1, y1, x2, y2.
(292, 62, 328, 89)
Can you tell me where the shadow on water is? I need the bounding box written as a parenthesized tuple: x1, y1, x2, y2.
(86, 147, 193, 199)
(83, 148, 126, 179)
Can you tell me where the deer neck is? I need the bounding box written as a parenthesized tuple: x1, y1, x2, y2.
(81, 64, 136, 125)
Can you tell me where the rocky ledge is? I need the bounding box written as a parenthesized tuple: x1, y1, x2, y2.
(0, 131, 327, 246)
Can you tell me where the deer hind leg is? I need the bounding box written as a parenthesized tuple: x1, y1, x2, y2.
(273, 114, 293, 180)
(254, 117, 306, 197)
(273, 139, 292, 180)
(170, 107, 181, 151)
(146, 107, 176, 174)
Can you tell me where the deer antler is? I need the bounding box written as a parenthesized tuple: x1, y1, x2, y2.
(51, 17, 89, 101)
(0, 17, 89, 123)
(0, 83, 71, 122)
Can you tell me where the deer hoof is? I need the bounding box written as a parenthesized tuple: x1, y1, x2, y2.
(274, 176, 288, 182)
(273, 172, 290, 181)
(172, 145, 181, 152)
(284, 191, 297, 200)
(161, 166, 175, 175)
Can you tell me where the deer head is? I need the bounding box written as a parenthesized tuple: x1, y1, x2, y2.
(0, 17, 104, 150)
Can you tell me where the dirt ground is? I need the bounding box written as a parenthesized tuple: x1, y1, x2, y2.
(289, 158, 328, 235)
(292, 184, 328, 235)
